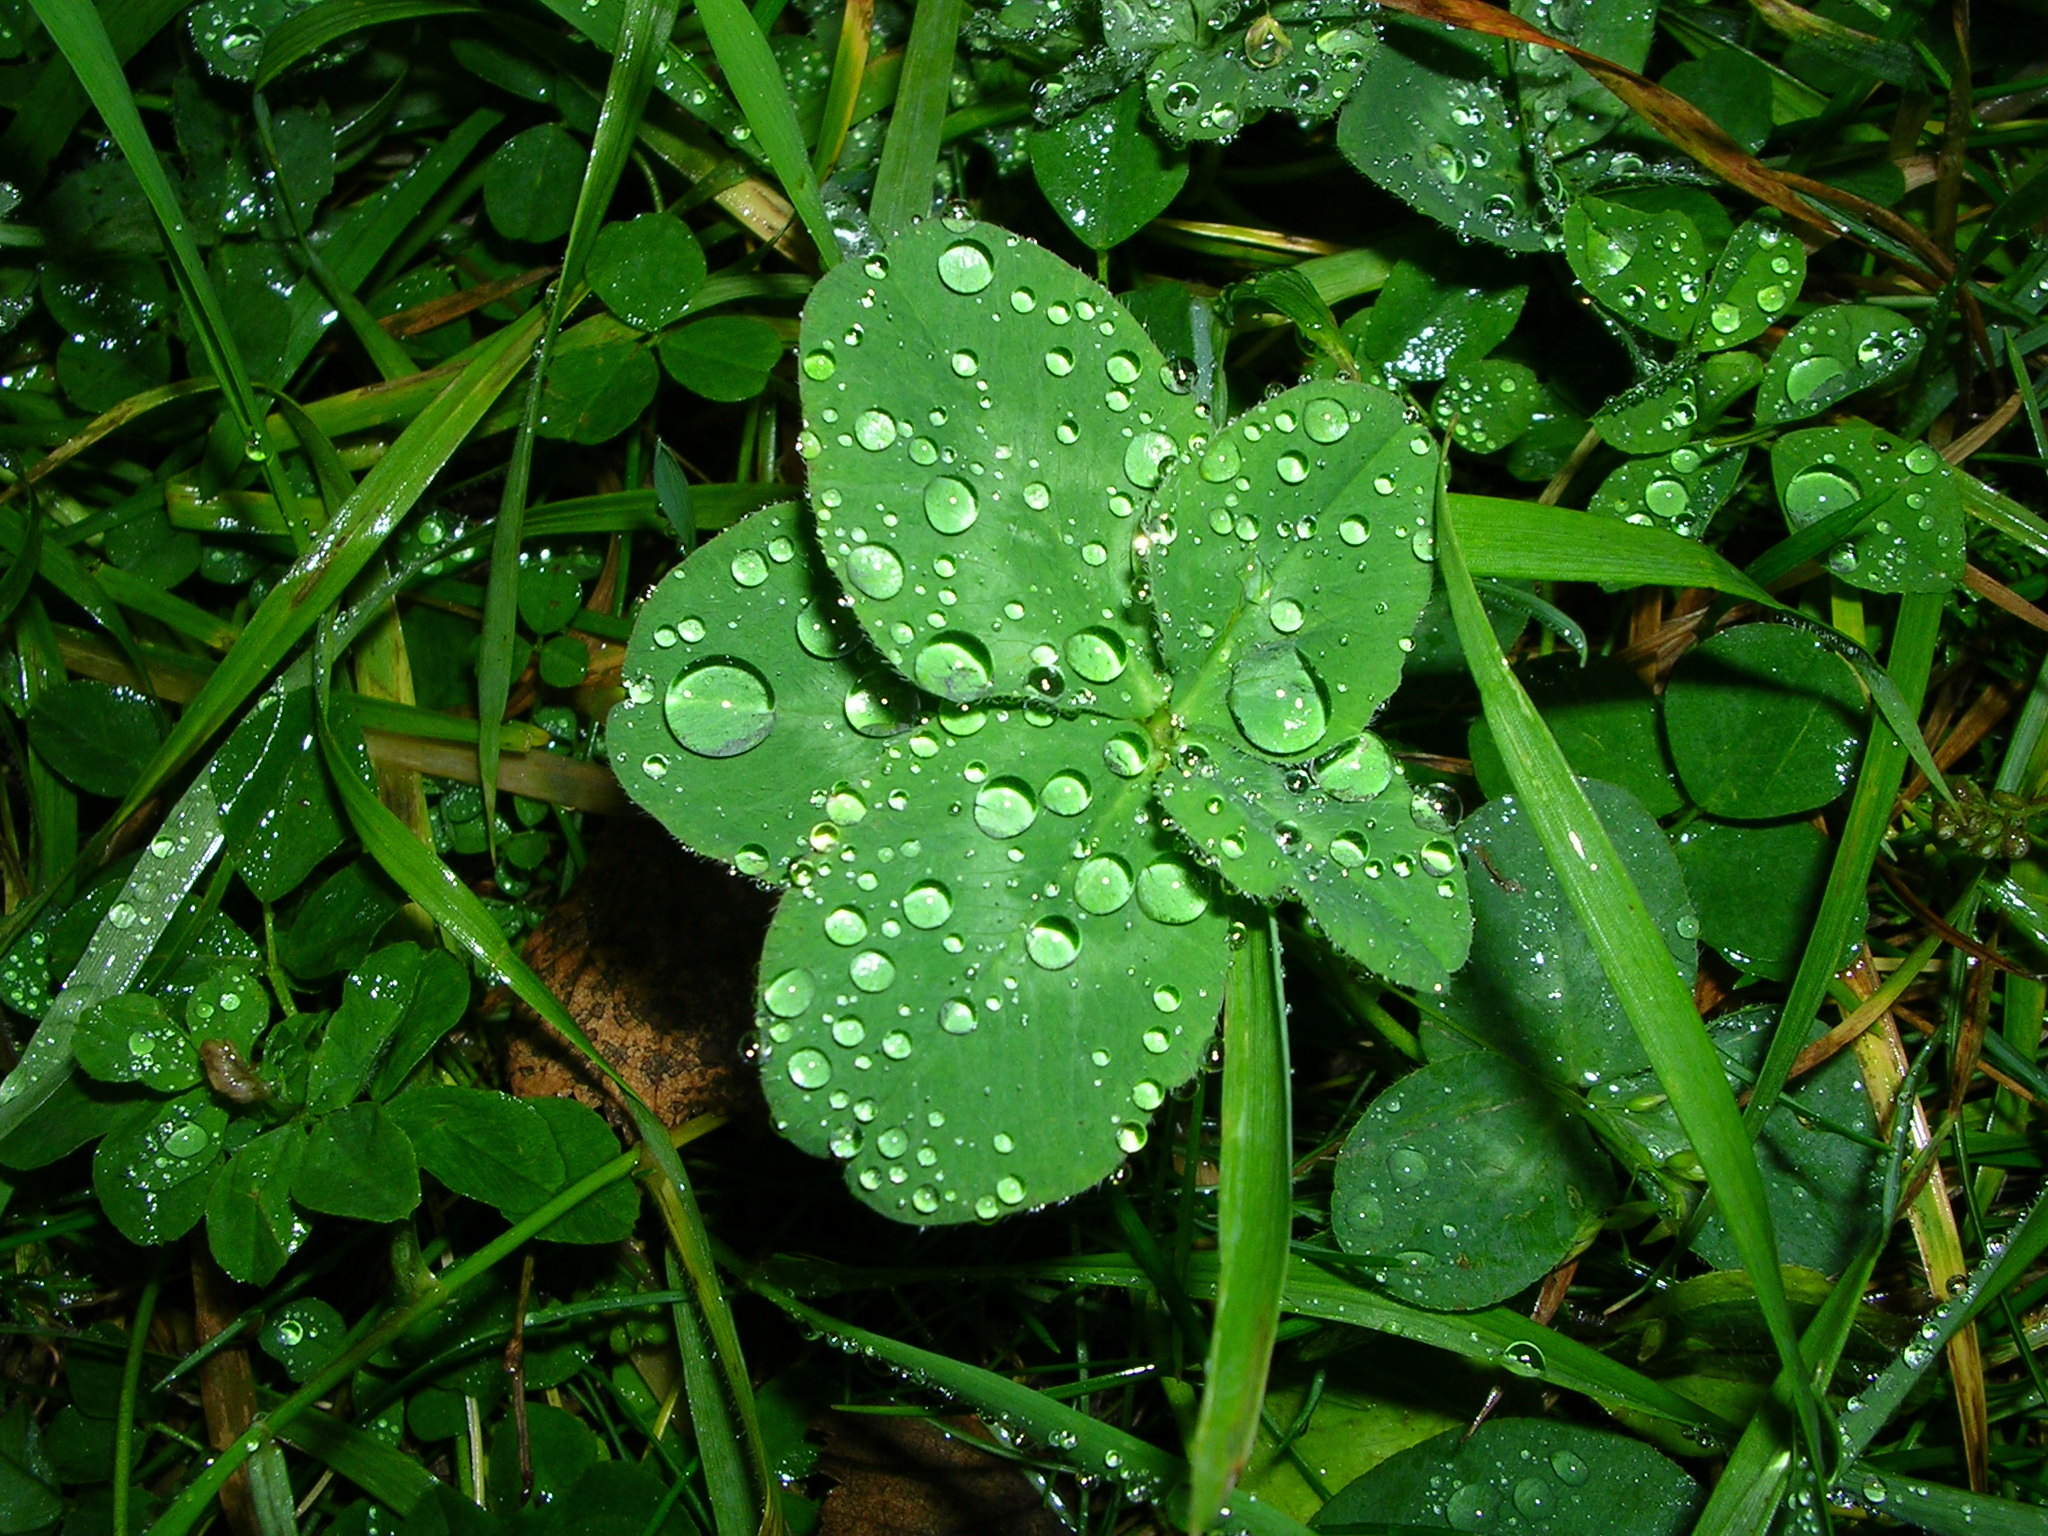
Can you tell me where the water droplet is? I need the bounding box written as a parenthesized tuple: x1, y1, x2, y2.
(850, 950, 896, 992)
(1785, 354, 1846, 403)
(666, 660, 776, 758)
(764, 968, 815, 1016)
(974, 778, 1038, 838)
(844, 673, 916, 736)
(854, 410, 898, 451)
(1276, 450, 1309, 484)
(1501, 1340, 1545, 1377)
(900, 881, 955, 931)
(1044, 346, 1074, 376)
(1105, 351, 1141, 385)
(882, 1030, 912, 1059)
(1269, 598, 1304, 634)
(1104, 734, 1150, 778)
(1136, 860, 1209, 924)
(1330, 833, 1369, 868)
(940, 998, 976, 1034)
(788, 1049, 833, 1089)
(802, 349, 836, 380)
(1785, 467, 1860, 519)
(1550, 1450, 1588, 1486)
(1303, 397, 1351, 442)
(1124, 431, 1179, 488)
(950, 350, 979, 377)
(825, 907, 869, 945)
(937, 240, 994, 294)
(996, 1174, 1026, 1205)
(1026, 918, 1081, 969)
(1077, 855, 1135, 914)
(1200, 438, 1242, 482)
(163, 1121, 210, 1159)
(846, 544, 905, 598)
(730, 550, 769, 587)
(1513, 1477, 1552, 1520)
(1132, 1080, 1165, 1110)
(914, 634, 992, 699)
(1010, 287, 1036, 313)
(832, 1017, 866, 1047)
(1065, 628, 1128, 683)
(916, 475, 980, 536)
(1228, 645, 1329, 755)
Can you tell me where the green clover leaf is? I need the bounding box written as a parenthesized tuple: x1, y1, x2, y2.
(614, 219, 1470, 1224)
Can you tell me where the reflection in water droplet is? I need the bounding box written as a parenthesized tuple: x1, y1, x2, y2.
(796, 604, 850, 659)
(1104, 734, 1150, 778)
(923, 477, 978, 534)
(1228, 645, 1329, 755)
(845, 544, 905, 598)
(1330, 833, 1369, 868)
(1026, 918, 1081, 969)
(974, 778, 1038, 837)
(1550, 1450, 1588, 1486)
(1136, 860, 1209, 924)
(787, 1049, 832, 1089)
(1276, 450, 1309, 484)
(937, 240, 994, 294)
(854, 409, 897, 451)
(1076, 855, 1135, 914)
(844, 672, 916, 737)
(1269, 598, 1304, 634)
(904, 882, 953, 929)
(1785, 354, 1846, 403)
(914, 634, 992, 699)
(1042, 771, 1092, 815)
(1785, 467, 1861, 519)
(1201, 438, 1242, 482)
(1303, 397, 1351, 442)
(666, 660, 776, 758)
(849, 950, 896, 992)
(1317, 734, 1393, 801)
(1124, 431, 1179, 488)
(1045, 347, 1074, 376)
(824, 907, 868, 946)
(1105, 351, 1141, 384)
(730, 550, 769, 587)
(940, 998, 976, 1034)
(764, 969, 814, 1017)
(1065, 628, 1128, 683)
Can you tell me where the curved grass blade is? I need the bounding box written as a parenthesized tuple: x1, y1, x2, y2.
(750, 1280, 1321, 1536)
(1034, 1254, 1728, 1432)
(26, 0, 301, 528)
(143, 1148, 642, 1536)
(1187, 915, 1291, 1535)
(476, 0, 678, 835)
(107, 307, 542, 836)
(317, 703, 778, 1534)
(868, 0, 966, 241)
(1848, 1468, 2048, 1535)
(253, 0, 480, 89)
(812, 0, 873, 177)
(1438, 493, 1820, 1458)
(0, 380, 219, 510)
(694, 0, 838, 260)
(0, 777, 224, 1140)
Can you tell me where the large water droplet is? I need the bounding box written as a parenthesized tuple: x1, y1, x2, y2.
(937, 239, 994, 294)
(1026, 918, 1081, 969)
(1317, 734, 1392, 801)
(1124, 431, 1178, 488)
(974, 778, 1038, 838)
(1200, 438, 1242, 482)
(1136, 860, 1209, 924)
(1228, 645, 1329, 755)
(845, 544, 905, 598)
(1076, 855, 1135, 914)
(787, 1049, 832, 1089)
(730, 550, 769, 587)
(764, 968, 814, 1017)
(844, 672, 916, 736)
(904, 882, 953, 929)
(1785, 467, 1860, 519)
(921, 476, 978, 535)
(849, 950, 896, 992)
(665, 660, 776, 758)
(1043, 771, 1092, 815)
(1104, 733, 1150, 778)
(824, 907, 869, 945)
(914, 634, 992, 699)
(1065, 628, 1128, 683)
(854, 409, 897, 451)
(1303, 397, 1350, 442)
(1785, 354, 1846, 403)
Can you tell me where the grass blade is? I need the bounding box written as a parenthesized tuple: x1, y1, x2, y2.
(109, 307, 542, 834)
(694, 0, 838, 260)
(253, 0, 478, 89)
(477, 0, 679, 832)
(1437, 493, 1819, 1456)
(868, 0, 965, 241)
(812, 0, 872, 177)
(1452, 495, 1773, 601)
(27, 0, 299, 521)
(1187, 914, 1292, 1535)
(750, 1280, 1321, 1536)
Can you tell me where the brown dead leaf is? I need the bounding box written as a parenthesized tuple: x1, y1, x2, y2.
(814, 1413, 1070, 1536)
(503, 817, 775, 1129)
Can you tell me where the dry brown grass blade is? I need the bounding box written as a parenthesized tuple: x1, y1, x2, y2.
(1964, 564, 2048, 635)
(191, 1249, 262, 1536)
(1368, 0, 1956, 279)
(1901, 676, 2019, 804)
(1843, 957, 1992, 1492)
(379, 266, 556, 339)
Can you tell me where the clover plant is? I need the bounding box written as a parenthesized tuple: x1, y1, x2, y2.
(615, 218, 1471, 1223)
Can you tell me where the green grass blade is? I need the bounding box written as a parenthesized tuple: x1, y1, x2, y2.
(750, 1281, 1321, 1536)
(253, 0, 479, 89)
(110, 308, 542, 833)
(1847, 1469, 2048, 1535)
(1743, 494, 1883, 587)
(0, 0, 184, 189)
(27, 0, 297, 517)
(1188, 914, 1292, 1535)
(869, 0, 965, 241)
(1451, 495, 1775, 601)
(1438, 494, 1819, 1456)
(812, 0, 872, 176)
(477, 0, 678, 830)
(320, 697, 776, 1533)
(694, 0, 839, 260)
(0, 776, 223, 1141)
(1035, 1254, 1728, 1432)
(1691, 1239, 1882, 1536)
(1741, 592, 1941, 1128)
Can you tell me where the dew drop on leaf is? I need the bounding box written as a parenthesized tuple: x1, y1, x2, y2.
(922, 477, 978, 534)
(973, 778, 1038, 838)
(665, 660, 776, 758)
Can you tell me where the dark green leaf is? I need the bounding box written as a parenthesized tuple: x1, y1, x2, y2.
(1772, 422, 1963, 593)
(213, 684, 346, 903)
(293, 1103, 419, 1220)
(537, 315, 659, 444)
(1467, 656, 1680, 817)
(205, 1123, 308, 1284)
(1029, 85, 1188, 250)
(75, 992, 200, 1091)
(588, 213, 707, 331)
(658, 314, 784, 402)
(1672, 819, 1860, 980)
(1754, 304, 1923, 425)
(258, 1298, 346, 1381)
(386, 1083, 564, 1214)
(1663, 623, 1866, 819)
(482, 124, 585, 242)
(25, 680, 162, 799)
(279, 860, 401, 979)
